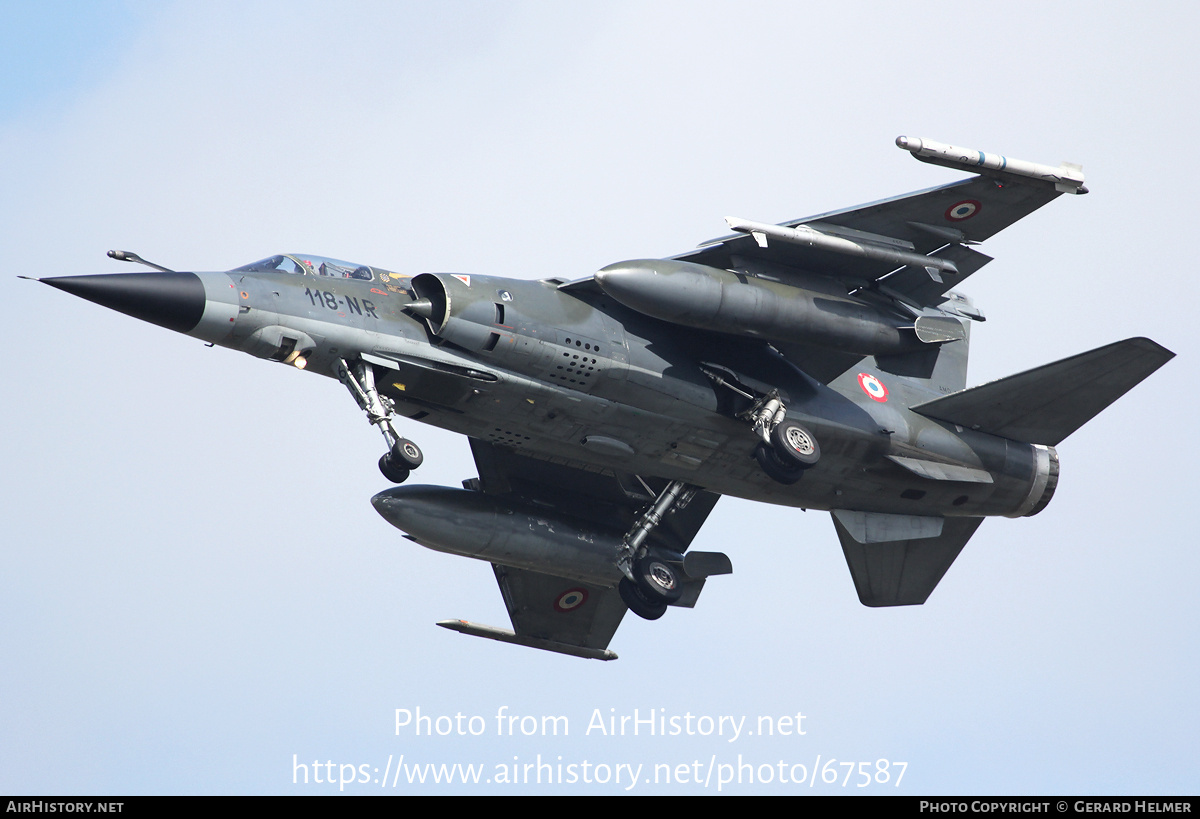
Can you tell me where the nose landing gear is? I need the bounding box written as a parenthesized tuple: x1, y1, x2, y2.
(338, 358, 425, 484)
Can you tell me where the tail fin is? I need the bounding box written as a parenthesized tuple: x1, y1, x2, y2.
(910, 337, 1174, 445)
(831, 511, 984, 606)
(876, 317, 972, 393)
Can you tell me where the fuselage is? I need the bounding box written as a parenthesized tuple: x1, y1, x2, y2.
(163, 256, 1051, 521)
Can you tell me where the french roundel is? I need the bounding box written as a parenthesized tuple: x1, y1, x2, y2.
(554, 588, 588, 612)
(857, 372, 889, 402)
(945, 199, 981, 221)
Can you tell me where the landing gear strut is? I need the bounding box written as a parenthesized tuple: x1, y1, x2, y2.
(337, 358, 424, 484)
(615, 480, 696, 619)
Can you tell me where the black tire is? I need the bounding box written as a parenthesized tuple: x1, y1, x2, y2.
(391, 439, 424, 469)
(619, 578, 667, 620)
(770, 420, 820, 467)
(633, 556, 683, 604)
(378, 453, 411, 484)
(755, 442, 803, 485)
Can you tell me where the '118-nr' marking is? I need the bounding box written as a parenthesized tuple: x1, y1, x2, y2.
(305, 288, 378, 318)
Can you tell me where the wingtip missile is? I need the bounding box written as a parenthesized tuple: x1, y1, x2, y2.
(896, 135, 1087, 194)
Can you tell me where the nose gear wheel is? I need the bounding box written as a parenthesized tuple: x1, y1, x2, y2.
(378, 456, 411, 484)
(390, 439, 424, 469)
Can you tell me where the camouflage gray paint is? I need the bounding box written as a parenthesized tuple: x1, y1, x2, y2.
(37, 139, 1174, 659)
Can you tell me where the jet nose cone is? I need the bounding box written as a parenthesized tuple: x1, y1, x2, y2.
(42, 271, 206, 334)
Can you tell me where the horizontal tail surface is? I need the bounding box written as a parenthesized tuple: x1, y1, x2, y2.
(910, 337, 1174, 445)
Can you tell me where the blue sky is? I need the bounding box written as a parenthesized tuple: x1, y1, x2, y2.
(2, 1, 1197, 795)
(0, 2, 133, 117)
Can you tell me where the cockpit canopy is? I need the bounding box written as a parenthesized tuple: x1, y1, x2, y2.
(232, 254, 399, 282)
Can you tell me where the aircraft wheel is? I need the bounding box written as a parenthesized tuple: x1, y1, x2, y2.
(633, 556, 683, 604)
(755, 443, 803, 485)
(619, 578, 667, 620)
(770, 420, 820, 467)
(391, 439, 424, 469)
(378, 454, 411, 484)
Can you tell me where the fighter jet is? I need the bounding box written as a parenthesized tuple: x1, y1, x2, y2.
(33, 136, 1173, 660)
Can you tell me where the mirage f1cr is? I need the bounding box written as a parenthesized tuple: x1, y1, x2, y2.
(36, 136, 1173, 660)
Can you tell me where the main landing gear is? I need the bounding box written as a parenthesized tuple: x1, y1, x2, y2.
(616, 480, 696, 620)
(337, 358, 424, 484)
(702, 368, 821, 486)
